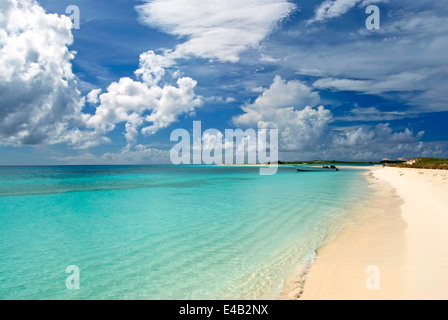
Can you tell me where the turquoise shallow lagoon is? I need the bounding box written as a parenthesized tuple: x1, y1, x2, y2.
(0, 165, 375, 299)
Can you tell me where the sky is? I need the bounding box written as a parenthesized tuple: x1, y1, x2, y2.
(0, 0, 447, 165)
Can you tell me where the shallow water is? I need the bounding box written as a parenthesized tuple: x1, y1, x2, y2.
(0, 165, 374, 299)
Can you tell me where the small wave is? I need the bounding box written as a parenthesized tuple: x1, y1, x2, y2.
(276, 251, 318, 300)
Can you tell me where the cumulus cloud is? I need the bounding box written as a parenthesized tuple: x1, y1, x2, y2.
(49, 125, 111, 150)
(2, 0, 443, 164)
(328, 123, 425, 159)
(142, 77, 203, 135)
(85, 76, 161, 134)
(86, 89, 102, 104)
(272, 121, 429, 162)
(233, 76, 331, 152)
(134, 50, 175, 86)
(272, 106, 333, 152)
(233, 76, 321, 127)
(0, 0, 86, 147)
(136, 0, 296, 63)
(231, 76, 431, 159)
(85, 51, 203, 148)
(0, 1, 204, 153)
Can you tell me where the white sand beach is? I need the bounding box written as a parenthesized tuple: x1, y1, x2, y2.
(300, 167, 448, 300)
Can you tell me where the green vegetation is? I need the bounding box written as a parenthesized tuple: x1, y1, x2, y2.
(392, 158, 448, 170)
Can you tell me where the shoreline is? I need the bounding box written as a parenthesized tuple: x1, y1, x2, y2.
(299, 167, 448, 300)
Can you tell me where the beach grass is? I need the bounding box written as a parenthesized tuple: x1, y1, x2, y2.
(392, 158, 448, 170)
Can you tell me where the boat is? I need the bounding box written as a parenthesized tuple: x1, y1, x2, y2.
(295, 165, 340, 172)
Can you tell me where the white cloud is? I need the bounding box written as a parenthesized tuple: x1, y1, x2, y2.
(259, 54, 281, 63)
(312, 70, 448, 112)
(332, 123, 425, 153)
(54, 145, 171, 165)
(309, 0, 386, 23)
(0, 2, 204, 152)
(85, 51, 203, 148)
(332, 126, 375, 148)
(313, 72, 427, 95)
(74, 0, 309, 154)
(335, 107, 410, 122)
(87, 89, 102, 104)
(310, 0, 360, 23)
(313, 77, 372, 92)
(231, 77, 431, 159)
(142, 77, 202, 135)
(49, 125, 111, 150)
(273, 106, 333, 152)
(102, 145, 171, 164)
(234, 75, 321, 127)
(136, 0, 296, 63)
(204, 96, 236, 104)
(279, 8, 448, 112)
(361, 0, 388, 5)
(274, 122, 431, 162)
(134, 50, 175, 86)
(0, 0, 86, 147)
(233, 76, 331, 152)
(85, 76, 162, 134)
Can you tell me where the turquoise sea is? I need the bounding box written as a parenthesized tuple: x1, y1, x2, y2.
(0, 165, 375, 299)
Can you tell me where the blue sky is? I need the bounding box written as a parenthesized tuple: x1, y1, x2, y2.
(0, 0, 447, 164)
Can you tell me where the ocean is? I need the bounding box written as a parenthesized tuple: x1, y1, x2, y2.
(0, 165, 375, 299)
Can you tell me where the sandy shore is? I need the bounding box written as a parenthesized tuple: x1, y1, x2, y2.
(300, 167, 448, 300)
